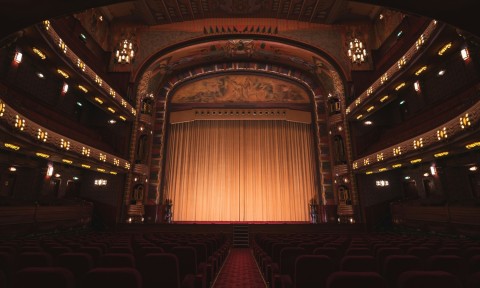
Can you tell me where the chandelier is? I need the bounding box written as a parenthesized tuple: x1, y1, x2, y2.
(347, 37, 367, 64)
(114, 38, 136, 64)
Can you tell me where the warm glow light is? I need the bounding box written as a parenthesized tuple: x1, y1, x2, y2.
(81, 164, 91, 169)
(32, 47, 46, 60)
(376, 180, 389, 186)
(97, 168, 106, 172)
(438, 42, 452, 56)
(57, 69, 69, 78)
(430, 165, 437, 176)
(115, 38, 136, 64)
(78, 85, 88, 93)
(364, 121, 372, 125)
(410, 159, 422, 164)
(366, 171, 373, 175)
(46, 164, 54, 177)
(415, 66, 427, 76)
(438, 69, 446, 76)
(470, 166, 478, 171)
(461, 48, 470, 60)
(62, 159, 73, 164)
(395, 83, 406, 91)
(107, 107, 116, 113)
(404, 176, 411, 180)
(54, 173, 61, 178)
(62, 83, 69, 94)
(35, 152, 50, 158)
(4, 143, 20, 150)
(423, 172, 429, 177)
(367, 106, 375, 112)
(392, 164, 402, 168)
(94, 97, 104, 104)
(119, 116, 126, 121)
(379, 168, 387, 172)
(380, 95, 389, 102)
(14, 51, 23, 63)
(434, 152, 449, 158)
(356, 114, 363, 120)
(94, 179, 107, 186)
(414, 81, 421, 92)
(466, 142, 480, 149)
(109, 171, 118, 175)
(347, 37, 368, 64)
(9, 167, 17, 172)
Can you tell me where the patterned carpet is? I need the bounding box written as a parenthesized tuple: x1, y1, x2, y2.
(212, 248, 267, 288)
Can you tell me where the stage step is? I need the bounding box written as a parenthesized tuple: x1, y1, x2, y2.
(233, 225, 249, 248)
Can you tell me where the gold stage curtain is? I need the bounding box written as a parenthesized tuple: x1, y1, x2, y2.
(163, 120, 318, 222)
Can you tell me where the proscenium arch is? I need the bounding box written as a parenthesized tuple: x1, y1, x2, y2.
(129, 34, 355, 212)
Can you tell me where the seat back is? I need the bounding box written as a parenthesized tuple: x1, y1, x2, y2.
(98, 253, 135, 268)
(340, 255, 377, 272)
(139, 253, 181, 288)
(13, 267, 74, 288)
(81, 267, 142, 288)
(397, 270, 462, 288)
(326, 271, 387, 288)
(294, 255, 335, 288)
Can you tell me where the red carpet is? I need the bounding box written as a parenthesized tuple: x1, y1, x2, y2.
(212, 248, 267, 288)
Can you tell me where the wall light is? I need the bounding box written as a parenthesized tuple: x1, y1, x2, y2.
(32, 47, 46, 60)
(9, 167, 17, 172)
(470, 166, 478, 171)
(461, 48, 470, 60)
(430, 165, 437, 176)
(14, 51, 23, 63)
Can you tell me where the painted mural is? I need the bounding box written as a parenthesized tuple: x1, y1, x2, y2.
(171, 74, 310, 103)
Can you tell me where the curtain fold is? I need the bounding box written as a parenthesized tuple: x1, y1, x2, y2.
(164, 120, 318, 222)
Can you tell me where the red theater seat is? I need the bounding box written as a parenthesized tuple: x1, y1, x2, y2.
(81, 267, 142, 288)
(397, 270, 462, 288)
(294, 255, 335, 288)
(326, 271, 387, 288)
(13, 267, 74, 288)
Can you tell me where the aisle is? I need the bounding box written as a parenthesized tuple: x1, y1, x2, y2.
(212, 248, 267, 288)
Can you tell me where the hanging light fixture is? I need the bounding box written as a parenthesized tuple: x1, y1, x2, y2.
(114, 34, 137, 64)
(347, 37, 367, 64)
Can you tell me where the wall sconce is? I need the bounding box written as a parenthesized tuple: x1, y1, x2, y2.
(347, 37, 367, 64)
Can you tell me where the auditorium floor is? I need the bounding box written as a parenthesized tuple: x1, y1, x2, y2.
(212, 248, 267, 288)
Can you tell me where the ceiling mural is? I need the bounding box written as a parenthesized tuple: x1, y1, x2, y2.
(171, 74, 310, 103)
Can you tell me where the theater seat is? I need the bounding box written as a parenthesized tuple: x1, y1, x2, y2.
(138, 253, 181, 288)
(81, 267, 142, 288)
(13, 267, 74, 288)
(397, 271, 462, 288)
(326, 271, 387, 288)
(294, 255, 335, 288)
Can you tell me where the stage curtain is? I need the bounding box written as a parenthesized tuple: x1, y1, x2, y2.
(163, 120, 318, 222)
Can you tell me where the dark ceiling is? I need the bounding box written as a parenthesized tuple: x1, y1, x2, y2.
(1, 0, 479, 43)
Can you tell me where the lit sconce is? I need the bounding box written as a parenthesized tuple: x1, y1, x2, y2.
(363, 158, 370, 165)
(353, 162, 358, 169)
(125, 162, 131, 170)
(60, 139, 70, 150)
(376, 180, 389, 187)
(343, 178, 349, 183)
(78, 85, 88, 93)
(430, 165, 437, 176)
(410, 158, 422, 164)
(58, 39, 67, 54)
(347, 36, 368, 64)
(380, 73, 388, 85)
(423, 172, 429, 177)
(9, 166, 17, 172)
(35, 152, 50, 159)
(109, 89, 116, 98)
(438, 42, 452, 56)
(114, 36, 137, 64)
(392, 164, 402, 168)
(62, 159, 73, 164)
(380, 95, 389, 103)
(94, 179, 107, 186)
(54, 173, 61, 178)
(36, 72, 45, 79)
(356, 114, 363, 120)
(128, 217, 132, 223)
(397, 56, 407, 69)
(364, 121, 373, 125)
(337, 126, 343, 131)
(395, 83, 406, 91)
(73, 176, 79, 180)
(121, 99, 127, 107)
(94, 97, 103, 104)
(76, 58, 86, 72)
(97, 168, 106, 172)
(14, 51, 23, 64)
(108, 119, 116, 124)
(32, 47, 46, 60)
(393, 146, 402, 156)
(43, 20, 50, 30)
(99, 153, 107, 162)
(366, 87, 373, 96)
(145, 178, 148, 183)
(4, 143, 20, 150)
(470, 166, 478, 172)
(436, 127, 448, 140)
(414, 81, 421, 92)
(399, 100, 406, 105)
(14, 115, 25, 131)
(46, 164, 54, 177)
(114, 158, 120, 166)
(131, 108, 136, 116)
(415, 34, 425, 50)
(434, 152, 449, 158)
(466, 142, 480, 149)
(461, 48, 470, 60)
(57, 69, 69, 78)
(62, 82, 69, 94)
(355, 98, 361, 106)
(378, 168, 387, 172)
(110, 171, 117, 175)
(37, 129, 48, 142)
(119, 116, 126, 121)
(107, 107, 116, 114)
(76, 102, 83, 107)
(379, 14, 384, 20)
(404, 176, 411, 180)
(0, 100, 5, 117)
(413, 138, 423, 149)
(346, 108, 350, 114)
(460, 113, 471, 129)
(376, 153, 384, 161)
(95, 75, 103, 87)
(437, 69, 446, 76)
(134, 177, 138, 182)
(81, 164, 91, 169)
(82, 147, 91, 157)
(415, 66, 427, 76)
(367, 106, 375, 112)
(366, 171, 373, 175)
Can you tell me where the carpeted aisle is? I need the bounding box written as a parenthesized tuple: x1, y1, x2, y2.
(212, 248, 267, 288)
